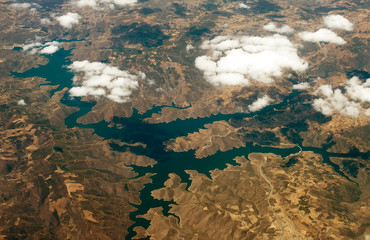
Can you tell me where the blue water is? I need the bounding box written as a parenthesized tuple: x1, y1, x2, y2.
(12, 48, 74, 97)
(12, 49, 369, 239)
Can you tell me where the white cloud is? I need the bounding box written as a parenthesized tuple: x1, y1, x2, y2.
(238, 3, 250, 9)
(73, 0, 97, 7)
(293, 82, 310, 90)
(17, 99, 26, 106)
(22, 42, 42, 51)
(146, 79, 155, 86)
(345, 77, 370, 103)
(111, 0, 137, 5)
(10, 2, 40, 11)
(22, 41, 61, 55)
(195, 34, 308, 86)
(248, 95, 273, 112)
(313, 77, 370, 118)
(39, 45, 59, 54)
(324, 14, 353, 31)
(10, 3, 32, 9)
(67, 61, 143, 103)
(186, 44, 194, 52)
(72, 0, 137, 8)
(56, 12, 81, 29)
(138, 71, 146, 80)
(263, 22, 294, 34)
(298, 28, 346, 45)
(40, 18, 51, 25)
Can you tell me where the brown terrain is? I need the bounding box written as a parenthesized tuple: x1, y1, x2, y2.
(0, 0, 369, 239)
(138, 152, 369, 239)
(166, 120, 245, 158)
(0, 42, 155, 239)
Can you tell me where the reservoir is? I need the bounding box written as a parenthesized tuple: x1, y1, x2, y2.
(12, 49, 369, 239)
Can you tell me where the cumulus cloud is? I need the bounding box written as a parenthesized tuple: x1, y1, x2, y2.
(22, 41, 61, 55)
(67, 61, 143, 103)
(238, 3, 250, 9)
(40, 18, 51, 25)
(186, 44, 194, 52)
(324, 14, 353, 31)
(248, 95, 273, 112)
(146, 79, 155, 86)
(10, 2, 40, 11)
(22, 42, 42, 52)
(56, 12, 81, 29)
(313, 77, 370, 118)
(293, 82, 310, 90)
(73, 0, 98, 7)
(10, 3, 31, 9)
(345, 77, 370, 103)
(39, 45, 59, 54)
(72, 0, 137, 8)
(195, 34, 308, 86)
(17, 99, 26, 106)
(298, 28, 346, 45)
(263, 22, 294, 34)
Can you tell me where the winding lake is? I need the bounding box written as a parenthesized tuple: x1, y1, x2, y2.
(12, 49, 368, 240)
